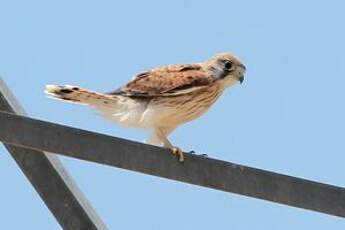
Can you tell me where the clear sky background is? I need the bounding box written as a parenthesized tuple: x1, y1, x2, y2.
(1, 0, 344, 229)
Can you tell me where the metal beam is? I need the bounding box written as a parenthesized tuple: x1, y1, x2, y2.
(0, 111, 344, 218)
(0, 79, 107, 230)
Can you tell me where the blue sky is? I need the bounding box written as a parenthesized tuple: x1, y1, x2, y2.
(1, 0, 345, 229)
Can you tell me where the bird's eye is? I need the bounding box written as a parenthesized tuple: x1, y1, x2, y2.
(224, 61, 233, 70)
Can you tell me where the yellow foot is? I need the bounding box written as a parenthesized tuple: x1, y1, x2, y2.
(172, 147, 184, 163)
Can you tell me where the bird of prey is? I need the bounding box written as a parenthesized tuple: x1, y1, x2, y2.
(45, 52, 246, 162)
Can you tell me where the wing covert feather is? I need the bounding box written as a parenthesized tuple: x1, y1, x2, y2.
(110, 64, 213, 97)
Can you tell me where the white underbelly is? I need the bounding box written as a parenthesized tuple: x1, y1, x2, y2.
(96, 85, 223, 129)
(96, 96, 148, 128)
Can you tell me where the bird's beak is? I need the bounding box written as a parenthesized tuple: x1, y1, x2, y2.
(238, 75, 244, 84)
(238, 64, 246, 84)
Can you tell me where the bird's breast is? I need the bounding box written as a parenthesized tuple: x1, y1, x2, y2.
(139, 84, 223, 127)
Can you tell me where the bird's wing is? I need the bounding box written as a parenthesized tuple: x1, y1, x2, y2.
(108, 64, 214, 97)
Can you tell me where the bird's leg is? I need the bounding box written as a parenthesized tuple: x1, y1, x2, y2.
(155, 128, 184, 162)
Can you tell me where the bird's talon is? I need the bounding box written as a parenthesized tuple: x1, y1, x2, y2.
(172, 147, 184, 163)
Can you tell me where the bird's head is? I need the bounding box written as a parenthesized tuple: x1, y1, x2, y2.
(204, 52, 246, 87)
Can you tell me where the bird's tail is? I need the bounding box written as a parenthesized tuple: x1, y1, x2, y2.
(45, 84, 117, 107)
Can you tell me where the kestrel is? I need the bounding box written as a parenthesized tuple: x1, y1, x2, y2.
(45, 52, 246, 162)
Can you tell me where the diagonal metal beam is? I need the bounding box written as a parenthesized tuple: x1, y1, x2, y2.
(0, 110, 344, 218)
(0, 78, 107, 230)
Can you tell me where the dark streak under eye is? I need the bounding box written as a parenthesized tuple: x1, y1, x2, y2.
(220, 69, 230, 79)
(72, 87, 80, 90)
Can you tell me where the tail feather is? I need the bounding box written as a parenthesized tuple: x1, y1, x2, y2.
(45, 84, 117, 107)
(45, 84, 150, 128)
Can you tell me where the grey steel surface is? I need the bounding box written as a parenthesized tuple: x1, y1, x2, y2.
(0, 78, 107, 230)
(0, 110, 344, 218)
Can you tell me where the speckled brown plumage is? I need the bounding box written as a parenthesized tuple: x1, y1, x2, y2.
(109, 64, 214, 97)
(45, 52, 246, 162)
